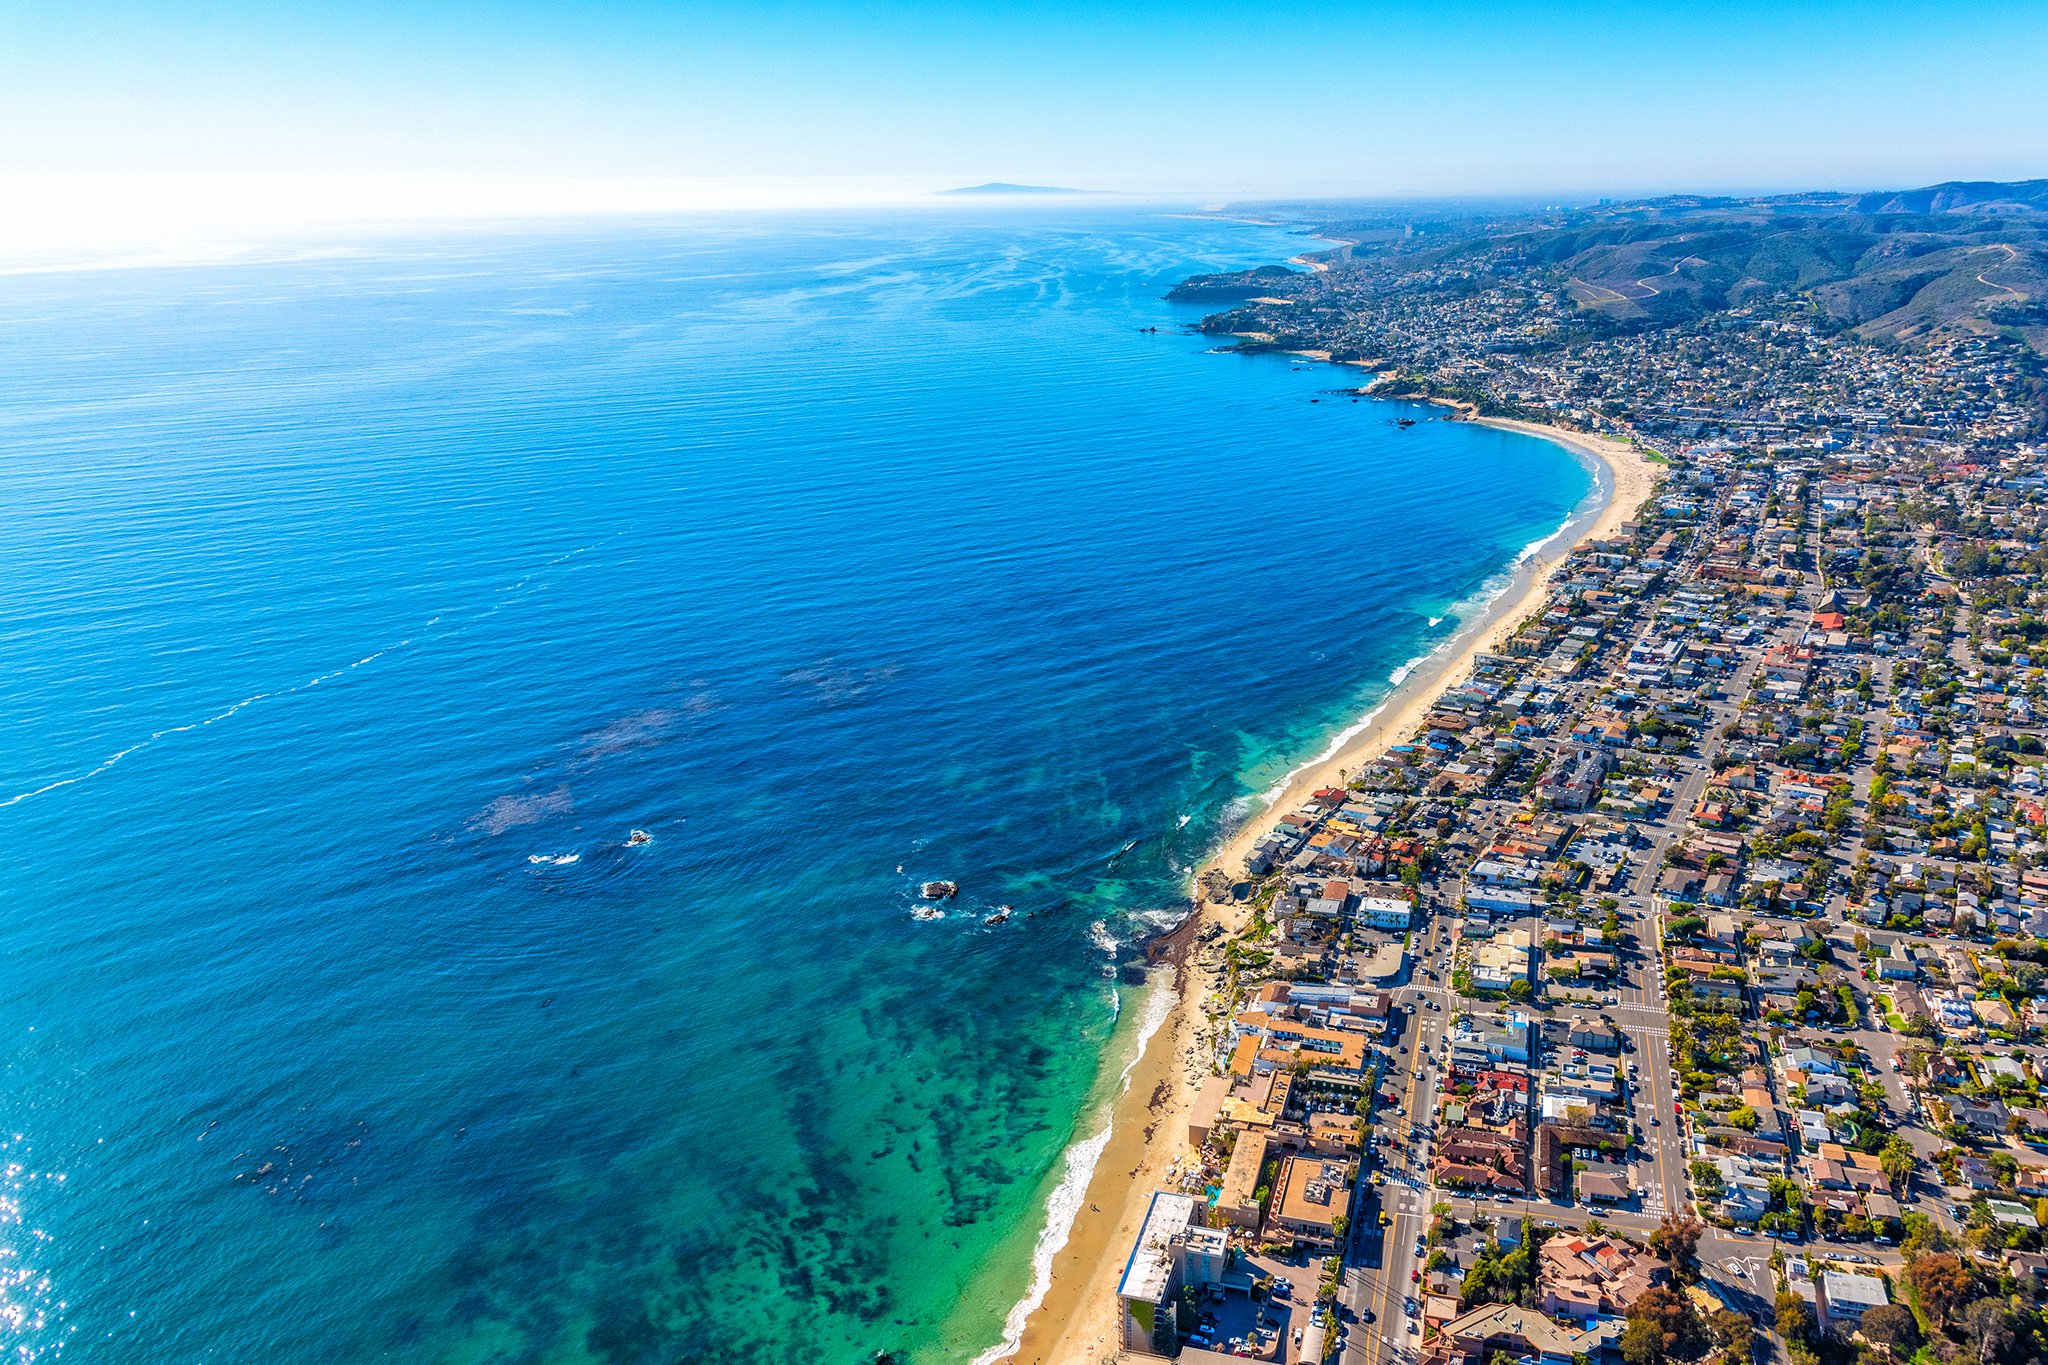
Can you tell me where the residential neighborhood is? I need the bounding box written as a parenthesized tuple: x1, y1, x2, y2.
(1103, 286, 2048, 1365)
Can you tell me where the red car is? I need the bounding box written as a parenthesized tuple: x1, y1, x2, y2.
(1674, 1102, 1682, 1115)
(1412, 1270, 1421, 1282)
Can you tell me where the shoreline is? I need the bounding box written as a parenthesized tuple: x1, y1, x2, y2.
(988, 417, 1658, 1365)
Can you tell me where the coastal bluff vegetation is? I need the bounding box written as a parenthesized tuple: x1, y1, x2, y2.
(1175, 178, 2048, 361)
(1166, 263, 1306, 302)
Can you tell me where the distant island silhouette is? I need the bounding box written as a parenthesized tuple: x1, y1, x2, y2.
(936, 183, 1095, 196)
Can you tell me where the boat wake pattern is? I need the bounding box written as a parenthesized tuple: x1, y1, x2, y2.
(0, 538, 614, 812)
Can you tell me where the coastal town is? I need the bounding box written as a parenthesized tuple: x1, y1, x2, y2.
(1063, 207, 2048, 1365)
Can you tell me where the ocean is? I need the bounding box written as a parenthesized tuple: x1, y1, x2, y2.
(0, 207, 1589, 1365)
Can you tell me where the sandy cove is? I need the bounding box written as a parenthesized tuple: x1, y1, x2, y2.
(997, 423, 1658, 1365)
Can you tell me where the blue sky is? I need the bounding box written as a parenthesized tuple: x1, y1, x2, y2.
(1, 0, 2043, 203)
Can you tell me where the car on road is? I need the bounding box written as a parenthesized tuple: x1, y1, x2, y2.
(1413, 1240, 1424, 1257)
(1650, 1116, 1659, 1125)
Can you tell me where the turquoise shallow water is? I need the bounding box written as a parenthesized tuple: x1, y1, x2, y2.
(0, 208, 1588, 1364)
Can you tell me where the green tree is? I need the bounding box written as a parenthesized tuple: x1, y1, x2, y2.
(1624, 1286, 1704, 1364)
(1774, 1290, 1816, 1345)
(1646, 1215, 1703, 1284)
(1904, 1252, 1977, 1326)
(1878, 1135, 1917, 1187)
(1706, 1308, 1752, 1365)
(1620, 1318, 1663, 1365)
(1857, 1304, 1919, 1354)
(1152, 1308, 1179, 1358)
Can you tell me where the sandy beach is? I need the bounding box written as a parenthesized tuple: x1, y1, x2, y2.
(995, 420, 1658, 1365)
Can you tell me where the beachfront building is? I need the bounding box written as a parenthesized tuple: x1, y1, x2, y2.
(1116, 1192, 1227, 1353)
(1216, 1132, 1267, 1229)
(1227, 1012, 1369, 1078)
(1187, 1075, 1231, 1149)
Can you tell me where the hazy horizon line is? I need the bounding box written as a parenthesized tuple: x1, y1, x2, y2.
(1, 168, 2038, 271)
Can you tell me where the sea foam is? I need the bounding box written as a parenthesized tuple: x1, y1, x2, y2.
(970, 976, 1177, 1365)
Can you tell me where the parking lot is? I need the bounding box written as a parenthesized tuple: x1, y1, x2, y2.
(1182, 1249, 1312, 1362)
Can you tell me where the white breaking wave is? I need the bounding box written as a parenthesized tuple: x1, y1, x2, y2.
(1087, 920, 1118, 956)
(970, 976, 1177, 1365)
(1251, 652, 1425, 809)
(1246, 509, 1580, 819)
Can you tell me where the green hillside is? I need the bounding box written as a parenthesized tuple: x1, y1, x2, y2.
(1282, 179, 2048, 352)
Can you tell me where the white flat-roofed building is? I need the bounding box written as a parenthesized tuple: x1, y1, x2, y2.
(1116, 1192, 1199, 1351)
(1818, 1270, 1887, 1326)
(1358, 896, 1413, 929)
(1468, 888, 1541, 917)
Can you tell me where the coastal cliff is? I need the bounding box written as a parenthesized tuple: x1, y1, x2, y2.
(1164, 264, 1303, 302)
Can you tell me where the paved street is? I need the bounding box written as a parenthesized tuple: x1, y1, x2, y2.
(1294, 452, 2047, 1365)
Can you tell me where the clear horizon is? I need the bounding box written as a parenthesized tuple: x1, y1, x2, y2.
(10, 1, 2044, 188)
(2, 0, 2043, 249)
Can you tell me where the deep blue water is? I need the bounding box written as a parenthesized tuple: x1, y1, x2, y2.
(0, 208, 1588, 1364)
